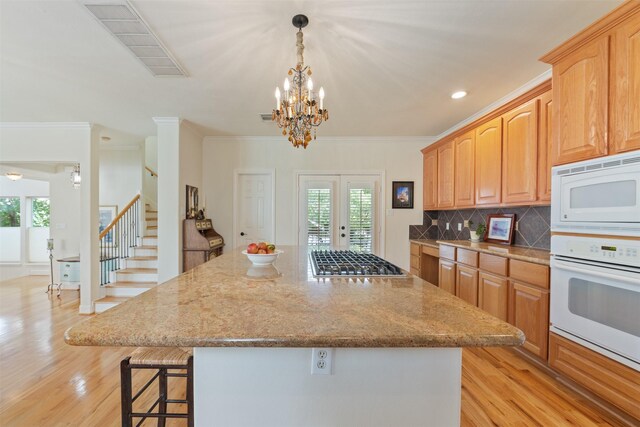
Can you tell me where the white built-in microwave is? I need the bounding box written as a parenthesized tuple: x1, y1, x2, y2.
(551, 150, 640, 237)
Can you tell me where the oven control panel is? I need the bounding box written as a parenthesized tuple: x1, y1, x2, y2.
(551, 235, 640, 268)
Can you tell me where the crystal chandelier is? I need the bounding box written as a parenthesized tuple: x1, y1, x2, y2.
(272, 15, 328, 149)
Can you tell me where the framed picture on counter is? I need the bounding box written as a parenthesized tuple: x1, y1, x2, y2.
(485, 214, 515, 244)
(392, 181, 414, 209)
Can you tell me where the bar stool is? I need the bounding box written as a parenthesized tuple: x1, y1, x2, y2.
(120, 347, 194, 427)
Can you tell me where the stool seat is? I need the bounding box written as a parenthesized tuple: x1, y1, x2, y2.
(130, 347, 192, 366)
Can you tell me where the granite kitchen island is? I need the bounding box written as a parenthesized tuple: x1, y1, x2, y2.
(65, 246, 524, 426)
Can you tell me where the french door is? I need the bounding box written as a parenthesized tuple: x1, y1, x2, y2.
(298, 174, 380, 254)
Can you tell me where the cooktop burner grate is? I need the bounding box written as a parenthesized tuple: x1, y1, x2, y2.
(310, 250, 406, 278)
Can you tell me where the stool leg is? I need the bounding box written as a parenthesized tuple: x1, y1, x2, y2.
(187, 356, 194, 427)
(158, 368, 167, 427)
(120, 358, 132, 427)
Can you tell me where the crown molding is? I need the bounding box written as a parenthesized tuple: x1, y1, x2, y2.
(152, 117, 180, 125)
(99, 144, 140, 151)
(0, 122, 92, 130)
(203, 135, 435, 144)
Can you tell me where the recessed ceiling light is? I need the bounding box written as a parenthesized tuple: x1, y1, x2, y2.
(451, 91, 467, 99)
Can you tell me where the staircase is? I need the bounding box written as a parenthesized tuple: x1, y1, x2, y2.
(94, 206, 159, 313)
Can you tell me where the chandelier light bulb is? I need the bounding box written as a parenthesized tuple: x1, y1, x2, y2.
(307, 78, 313, 91)
(284, 79, 290, 92)
(319, 87, 325, 110)
(275, 87, 281, 109)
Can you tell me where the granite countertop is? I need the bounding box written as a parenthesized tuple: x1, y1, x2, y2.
(437, 240, 550, 266)
(65, 246, 524, 348)
(409, 239, 440, 249)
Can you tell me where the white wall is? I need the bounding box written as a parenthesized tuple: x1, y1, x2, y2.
(202, 137, 431, 270)
(99, 146, 143, 210)
(49, 169, 81, 281)
(143, 136, 158, 208)
(0, 123, 101, 314)
(0, 177, 50, 280)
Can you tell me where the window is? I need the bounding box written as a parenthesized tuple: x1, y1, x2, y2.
(31, 198, 50, 227)
(28, 197, 50, 262)
(348, 188, 373, 252)
(0, 197, 20, 227)
(307, 188, 332, 250)
(0, 197, 21, 262)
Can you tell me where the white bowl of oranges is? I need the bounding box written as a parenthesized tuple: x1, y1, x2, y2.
(242, 242, 282, 265)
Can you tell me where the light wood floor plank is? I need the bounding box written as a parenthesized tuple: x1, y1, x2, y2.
(0, 276, 632, 426)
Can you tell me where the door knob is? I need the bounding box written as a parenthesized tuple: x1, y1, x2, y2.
(240, 232, 245, 236)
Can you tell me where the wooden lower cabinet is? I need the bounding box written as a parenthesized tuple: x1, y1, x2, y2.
(456, 265, 478, 306)
(438, 259, 456, 295)
(478, 272, 508, 321)
(550, 333, 640, 420)
(509, 280, 549, 360)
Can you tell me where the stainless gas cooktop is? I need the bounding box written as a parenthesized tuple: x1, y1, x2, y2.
(309, 250, 406, 278)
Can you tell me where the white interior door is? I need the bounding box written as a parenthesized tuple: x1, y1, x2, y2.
(299, 174, 380, 253)
(234, 171, 274, 248)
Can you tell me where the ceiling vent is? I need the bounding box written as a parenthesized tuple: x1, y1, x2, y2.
(260, 114, 273, 122)
(84, 2, 186, 77)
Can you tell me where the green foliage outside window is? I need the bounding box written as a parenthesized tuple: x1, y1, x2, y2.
(0, 197, 20, 227)
(32, 198, 50, 227)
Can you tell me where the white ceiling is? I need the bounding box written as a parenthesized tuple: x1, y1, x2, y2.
(0, 0, 623, 140)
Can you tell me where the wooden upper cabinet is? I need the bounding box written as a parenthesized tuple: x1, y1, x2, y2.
(611, 12, 640, 154)
(454, 131, 475, 208)
(475, 118, 502, 206)
(502, 99, 538, 204)
(437, 141, 455, 208)
(423, 149, 438, 210)
(537, 91, 553, 202)
(552, 36, 609, 165)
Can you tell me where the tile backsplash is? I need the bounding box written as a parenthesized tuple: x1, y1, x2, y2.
(409, 206, 551, 250)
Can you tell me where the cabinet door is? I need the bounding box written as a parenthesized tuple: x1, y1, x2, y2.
(454, 131, 475, 208)
(552, 36, 609, 165)
(611, 12, 640, 154)
(502, 99, 538, 205)
(438, 259, 456, 295)
(537, 91, 553, 202)
(437, 141, 455, 208)
(456, 265, 478, 306)
(475, 118, 502, 206)
(423, 149, 438, 210)
(509, 281, 549, 360)
(478, 272, 508, 321)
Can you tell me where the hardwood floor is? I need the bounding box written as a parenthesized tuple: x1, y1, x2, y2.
(0, 276, 632, 426)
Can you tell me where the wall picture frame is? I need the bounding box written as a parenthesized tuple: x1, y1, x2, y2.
(392, 181, 414, 209)
(485, 214, 516, 245)
(99, 205, 118, 244)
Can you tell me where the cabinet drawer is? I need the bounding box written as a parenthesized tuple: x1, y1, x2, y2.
(479, 253, 508, 276)
(439, 245, 456, 261)
(509, 259, 549, 289)
(422, 245, 439, 257)
(456, 248, 478, 268)
(410, 243, 420, 256)
(550, 333, 640, 419)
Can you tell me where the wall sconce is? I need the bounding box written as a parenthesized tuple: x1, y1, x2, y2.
(70, 164, 81, 189)
(5, 172, 23, 181)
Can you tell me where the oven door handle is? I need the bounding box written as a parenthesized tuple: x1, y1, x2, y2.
(552, 259, 640, 286)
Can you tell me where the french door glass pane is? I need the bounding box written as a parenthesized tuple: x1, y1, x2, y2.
(307, 188, 332, 250)
(349, 188, 372, 252)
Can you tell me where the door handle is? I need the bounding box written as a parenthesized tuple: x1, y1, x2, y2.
(240, 232, 245, 236)
(341, 233, 346, 238)
(341, 226, 345, 230)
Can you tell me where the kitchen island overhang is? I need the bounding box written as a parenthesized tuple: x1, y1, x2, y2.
(65, 246, 524, 426)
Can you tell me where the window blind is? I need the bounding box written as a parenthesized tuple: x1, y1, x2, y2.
(348, 188, 373, 252)
(307, 188, 332, 249)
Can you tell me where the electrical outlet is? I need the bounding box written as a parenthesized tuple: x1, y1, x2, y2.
(463, 220, 469, 227)
(311, 348, 333, 375)
(446, 222, 450, 230)
(431, 219, 438, 226)
(457, 223, 462, 231)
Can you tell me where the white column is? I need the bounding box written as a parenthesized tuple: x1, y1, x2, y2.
(154, 117, 181, 283)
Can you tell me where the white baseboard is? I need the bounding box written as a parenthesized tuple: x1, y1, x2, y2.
(29, 269, 49, 276)
(79, 304, 94, 314)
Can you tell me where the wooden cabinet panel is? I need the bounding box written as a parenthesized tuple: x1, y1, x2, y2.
(438, 259, 456, 295)
(509, 281, 549, 360)
(456, 248, 478, 268)
(410, 255, 420, 271)
(549, 332, 640, 419)
(611, 12, 640, 154)
(510, 259, 549, 289)
(456, 265, 478, 306)
(454, 131, 475, 207)
(479, 253, 508, 277)
(410, 243, 420, 256)
(423, 149, 438, 210)
(537, 91, 553, 202)
(439, 244, 456, 261)
(437, 141, 455, 208)
(552, 36, 609, 165)
(420, 251, 440, 286)
(502, 99, 539, 204)
(478, 272, 508, 321)
(475, 118, 503, 206)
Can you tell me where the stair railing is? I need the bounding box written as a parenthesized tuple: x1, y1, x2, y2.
(99, 194, 141, 285)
